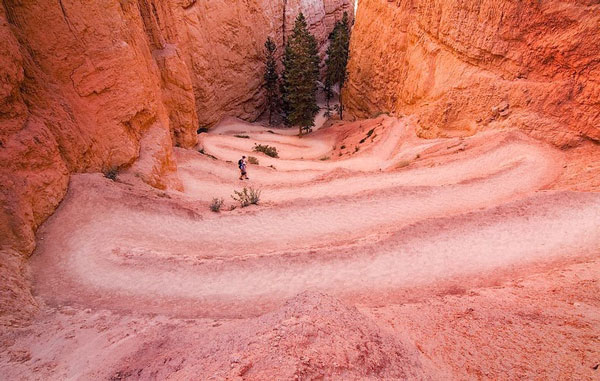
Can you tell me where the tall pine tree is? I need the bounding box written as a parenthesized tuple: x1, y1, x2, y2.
(325, 12, 350, 119)
(282, 13, 320, 136)
(263, 37, 278, 125)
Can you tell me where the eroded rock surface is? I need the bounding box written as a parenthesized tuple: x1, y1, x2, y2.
(0, 0, 352, 322)
(2, 117, 598, 379)
(109, 292, 435, 380)
(345, 0, 600, 147)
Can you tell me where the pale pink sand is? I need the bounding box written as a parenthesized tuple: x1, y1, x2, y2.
(3, 116, 599, 379)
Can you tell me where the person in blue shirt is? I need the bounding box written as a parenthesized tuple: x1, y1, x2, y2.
(238, 156, 249, 180)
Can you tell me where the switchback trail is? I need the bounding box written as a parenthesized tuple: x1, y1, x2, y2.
(31, 116, 600, 318)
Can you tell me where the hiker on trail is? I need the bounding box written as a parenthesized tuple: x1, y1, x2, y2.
(238, 156, 249, 180)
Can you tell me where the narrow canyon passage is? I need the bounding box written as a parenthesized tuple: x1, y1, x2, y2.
(30, 117, 600, 319)
(2, 0, 599, 379)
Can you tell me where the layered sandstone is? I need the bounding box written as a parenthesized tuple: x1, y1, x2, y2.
(0, 0, 352, 323)
(345, 0, 600, 147)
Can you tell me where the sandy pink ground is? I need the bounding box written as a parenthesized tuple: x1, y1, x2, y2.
(2, 116, 599, 379)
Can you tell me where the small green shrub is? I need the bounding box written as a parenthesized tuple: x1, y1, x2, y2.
(320, 156, 330, 161)
(340, 145, 346, 149)
(104, 168, 118, 181)
(359, 137, 366, 144)
(301, 126, 313, 134)
(197, 127, 209, 134)
(366, 128, 375, 138)
(234, 134, 250, 139)
(209, 197, 224, 212)
(248, 156, 259, 165)
(354, 146, 359, 153)
(253, 144, 279, 158)
(231, 187, 261, 207)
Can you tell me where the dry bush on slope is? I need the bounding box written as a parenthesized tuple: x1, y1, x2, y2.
(231, 187, 261, 207)
(209, 198, 224, 212)
(253, 144, 279, 158)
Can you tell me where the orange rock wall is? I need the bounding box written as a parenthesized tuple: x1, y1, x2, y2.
(345, 0, 600, 146)
(0, 0, 352, 255)
(1, 1, 192, 255)
(0, 0, 352, 322)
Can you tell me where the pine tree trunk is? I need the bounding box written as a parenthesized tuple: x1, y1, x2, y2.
(268, 97, 273, 126)
(299, 125, 303, 137)
(339, 89, 343, 120)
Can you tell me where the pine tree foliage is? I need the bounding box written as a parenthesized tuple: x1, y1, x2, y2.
(281, 13, 320, 136)
(325, 12, 350, 119)
(263, 37, 279, 125)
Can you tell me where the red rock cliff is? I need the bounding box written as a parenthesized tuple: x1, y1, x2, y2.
(0, 0, 352, 323)
(345, 0, 600, 146)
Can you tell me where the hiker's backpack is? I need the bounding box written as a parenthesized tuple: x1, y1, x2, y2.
(238, 159, 243, 169)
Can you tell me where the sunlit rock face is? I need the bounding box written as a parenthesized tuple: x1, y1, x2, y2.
(345, 0, 600, 146)
(0, 0, 352, 320)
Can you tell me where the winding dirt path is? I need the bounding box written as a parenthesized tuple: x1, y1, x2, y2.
(30, 116, 600, 319)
